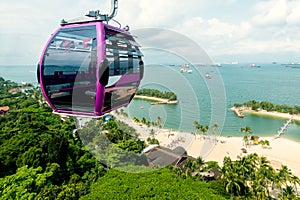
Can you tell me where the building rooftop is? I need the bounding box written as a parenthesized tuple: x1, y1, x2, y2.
(0, 106, 10, 112)
(143, 145, 192, 167)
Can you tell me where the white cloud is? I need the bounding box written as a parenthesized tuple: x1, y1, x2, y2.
(252, 0, 300, 26)
(252, 0, 287, 26)
(1, 0, 300, 64)
(177, 17, 252, 57)
(117, 0, 199, 28)
(287, 1, 300, 25)
(0, 0, 107, 65)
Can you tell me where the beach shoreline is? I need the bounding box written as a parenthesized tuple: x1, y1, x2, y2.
(231, 106, 300, 122)
(134, 95, 168, 102)
(134, 95, 179, 104)
(114, 112, 300, 177)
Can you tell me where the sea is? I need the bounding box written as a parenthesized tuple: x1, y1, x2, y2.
(1, 63, 300, 142)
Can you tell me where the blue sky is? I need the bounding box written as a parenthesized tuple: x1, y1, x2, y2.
(1, 0, 300, 65)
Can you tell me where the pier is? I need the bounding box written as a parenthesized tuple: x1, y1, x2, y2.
(275, 115, 293, 138)
(230, 107, 245, 118)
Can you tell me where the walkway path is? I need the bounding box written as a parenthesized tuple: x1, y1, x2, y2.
(275, 115, 293, 138)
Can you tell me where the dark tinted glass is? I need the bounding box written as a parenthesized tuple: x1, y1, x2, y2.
(102, 27, 143, 112)
(42, 25, 97, 113)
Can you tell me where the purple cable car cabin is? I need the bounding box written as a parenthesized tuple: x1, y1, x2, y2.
(38, 20, 144, 116)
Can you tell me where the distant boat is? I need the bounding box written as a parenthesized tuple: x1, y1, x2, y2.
(284, 63, 300, 68)
(180, 64, 189, 69)
(205, 73, 212, 79)
(246, 63, 261, 68)
(210, 63, 222, 67)
(180, 64, 193, 74)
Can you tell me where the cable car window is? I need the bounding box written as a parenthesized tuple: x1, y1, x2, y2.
(42, 25, 97, 112)
(105, 27, 142, 76)
(103, 27, 143, 113)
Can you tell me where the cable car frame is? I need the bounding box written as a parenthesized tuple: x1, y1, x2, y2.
(38, 0, 144, 117)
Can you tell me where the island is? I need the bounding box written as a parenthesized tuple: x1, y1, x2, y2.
(231, 100, 300, 121)
(134, 88, 179, 105)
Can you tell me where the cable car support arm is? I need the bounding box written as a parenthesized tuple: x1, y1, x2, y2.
(85, 0, 118, 22)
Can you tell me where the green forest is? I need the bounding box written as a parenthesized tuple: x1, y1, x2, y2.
(0, 77, 300, 199)
(234, 100, 300, 114)
(136, 88, 177, 101)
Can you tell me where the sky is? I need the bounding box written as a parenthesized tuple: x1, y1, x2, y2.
(1, 0, 300, 65)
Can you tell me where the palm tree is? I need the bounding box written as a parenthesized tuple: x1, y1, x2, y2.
(282, 186, 297, 199)
(243, 135, 249, 147)
(193, 121, 209, 138)
(236, 156, 251, 195)
(264, 140, 270, 148)
(290, 175, 300, 196)
(279, 165, 293, 187)
(149, 129, 155, 138)
(259, 140, 266, 148)
(278, 165, 294, 197)
(240, 126, 253, 134)
(157, 116, 162, 128)
(240, 126, 253, 148)
(212, 123, 219, 144)
(183, 161, 195, 179)
(194, 157, 207, 172)
(256, 156, 274, 197)
(173, 166, 183, 177)
(221, 156, 244, 197)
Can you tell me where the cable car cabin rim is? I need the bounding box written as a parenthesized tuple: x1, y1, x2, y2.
(60, 18, 133, 36)
(53, 111, 102, 119)
(39, 21, 143, 117)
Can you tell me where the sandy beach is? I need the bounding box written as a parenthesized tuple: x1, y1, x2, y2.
(134, 95, 179, 105)
(189, 136, 300, 177)
(231, 106, 300, 121)
(114, 112, 300, 177)
(134, 95, 169, 102)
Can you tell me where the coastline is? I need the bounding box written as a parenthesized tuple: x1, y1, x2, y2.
(231, 106, 300, 122)
(134, 95, 179, 104)
(114, 112, 300, 178)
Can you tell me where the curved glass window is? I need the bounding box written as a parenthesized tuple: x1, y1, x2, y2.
(102, 27, 143, 112)
(42, 25, 97, 113)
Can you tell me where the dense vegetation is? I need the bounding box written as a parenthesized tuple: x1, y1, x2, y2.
(0, 77, 299, 199)
(0, 78, 223, 199)
(234, 100, 300, 114)
(0, 78, 106, 199)
(81, 167, 226, 200)
(136, 88, 177, 101)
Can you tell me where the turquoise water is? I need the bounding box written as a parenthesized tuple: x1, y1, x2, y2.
(128, 63, 300, 142)
(1, 64, 300, 142)
(0, 65, 37, 84)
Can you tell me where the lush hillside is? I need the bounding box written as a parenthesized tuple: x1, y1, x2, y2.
(81, 168, 226, 200)
(0, 78, 225, 199)
(0, 78, 105, 199)
(1, 78, 299, 199)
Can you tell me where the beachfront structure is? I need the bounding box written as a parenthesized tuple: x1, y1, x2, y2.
(143, 145, 192, 167)
(0, 106, 9, 116)
(38, 0, 144, 117)
(275, 116, 293, 138)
